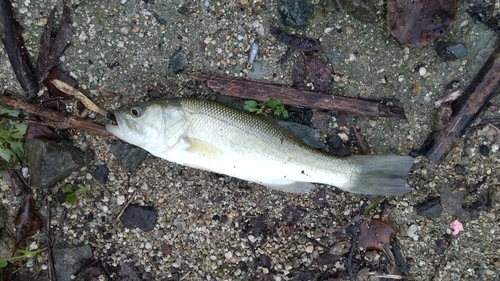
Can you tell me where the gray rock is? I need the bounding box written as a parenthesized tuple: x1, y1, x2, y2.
(120, 204, 158, 231)
(110, 141, 149, 172)
(25, 139, 84, 189)
(168, 48, 187, 74)
(52, 245, 93, 281)
(93, 164, 109, 183)
(327, 135, 343, 150)
(278, 0, 315, 28)
(435, 41, 468, 61)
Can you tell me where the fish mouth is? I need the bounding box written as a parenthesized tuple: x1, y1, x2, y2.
(105, 111, 129, 139)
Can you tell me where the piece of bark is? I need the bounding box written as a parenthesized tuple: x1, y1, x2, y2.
(0, 0, 39, 98)
(421, 45, 500, 163)
(0, 93, 112, 137)
(188, 72, 405, 118)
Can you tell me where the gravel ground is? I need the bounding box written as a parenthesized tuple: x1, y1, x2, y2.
(1, 0, 500, 280)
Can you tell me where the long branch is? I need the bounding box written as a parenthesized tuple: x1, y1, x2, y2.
(188, 72, 406, 119)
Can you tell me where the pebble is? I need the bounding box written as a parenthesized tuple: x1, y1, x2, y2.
(419, 67, 427, 76)
(305, 245, 314, 253)
(407, 224, 419, 241)
(479, 145, 490, 156)
(225, 251, 233, 259)
(120, 204, 158, 231)
(93, 165, 109, 183)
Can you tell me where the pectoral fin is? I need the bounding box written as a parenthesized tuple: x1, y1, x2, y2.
(263, 182, 315, 194)
(185, 137, 222, 159)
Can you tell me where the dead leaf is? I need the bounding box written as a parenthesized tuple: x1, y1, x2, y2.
(13, 194, 44, 255)
(292, 53, 332, 92)
(50, 79, 107, 116)
(36, 4, 73, 82)
(387, 0, 459, 45)
(25, 123, 60, 141)
(45, 68, 77, 99)
(350, 127, 371, 155)
(357, 219, 397, 252)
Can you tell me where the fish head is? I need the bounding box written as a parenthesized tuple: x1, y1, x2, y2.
(106, 101, 185, 150)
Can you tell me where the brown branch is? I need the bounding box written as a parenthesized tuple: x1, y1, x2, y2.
(188, 72, 406, 119)
(421, 45, 500, 163)
(0, 93, 112, 137)
(0, 0, 39, 98)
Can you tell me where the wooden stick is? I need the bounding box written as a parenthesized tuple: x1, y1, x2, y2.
(188, 72, 406, 118)
(0, 93, 112, 137)
(0, 0, 39, 98)
(421, 45, 500, 163)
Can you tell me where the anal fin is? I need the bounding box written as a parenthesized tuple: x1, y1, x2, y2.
(263, 182, 315, 194)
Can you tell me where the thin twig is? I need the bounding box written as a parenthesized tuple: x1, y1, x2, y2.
(46, 199, 57, 281)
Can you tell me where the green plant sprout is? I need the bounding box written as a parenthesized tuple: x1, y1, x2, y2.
(0, 107, 27, 168)
(243, 99, 289, 118)
(0, 248, 46, 269)
(64, 186, 90, 204)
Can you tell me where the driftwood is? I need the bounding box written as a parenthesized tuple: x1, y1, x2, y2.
(0, 93, 112, 137)
(188, 72, 406, 118)
(421, 45, 500, 163)
(0, 0, 39, 98)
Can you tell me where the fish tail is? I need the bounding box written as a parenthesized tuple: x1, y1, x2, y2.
(344, 155, 414, 196)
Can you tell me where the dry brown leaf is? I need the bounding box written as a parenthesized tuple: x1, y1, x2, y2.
(51, 79, 107, 116)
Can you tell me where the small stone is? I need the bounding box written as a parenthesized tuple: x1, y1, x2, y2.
(116, 195, 126, 205)
(327, 135, 343, 149)
(435, 41, 468, 61)
(415, 197, 442, 219)
(120, 204, 158, 231)
(419, 67, 427, 76)
(305, 245, 314, 253)
(407, 224, 419, 240)
(224, 252, 233, 259)
(479, 145, 490, 156)
(454, 164, 465, 174)
(278, 0, 314, 28)
(168, 48, 187, 74)
(93, 165, 109, 183)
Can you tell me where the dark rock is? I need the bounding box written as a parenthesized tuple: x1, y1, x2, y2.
(278, 0, 315, 28)
(25, 139, 84, 189)
(327, 135, 343, 150)
(409, 150, 422, 157)
(435, 41, 468, 61)
(84, 148, 94, 165)
(168, 48, 187, 74)
(415, 197, 443, 219)
(110, 141, 149, 172)
(93, 165, 109, 183)
(479, 145, 490, 156)
(332, 0, 378, 24)
(52, 245, 93, 281)
(120, 204, 158, 231)
(260, 254, 271, 268)
(117, 262, 142, 281)
(454, 164, 465, 174)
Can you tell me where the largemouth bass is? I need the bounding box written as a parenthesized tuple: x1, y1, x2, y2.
(106, 98, 413, 195)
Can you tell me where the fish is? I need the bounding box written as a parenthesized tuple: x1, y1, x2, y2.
(106, 98, 414, 195)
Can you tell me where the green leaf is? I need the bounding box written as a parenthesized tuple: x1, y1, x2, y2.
(0, 148, 15, 162)
(75, 187, 89, 195)
(244, 100, 258, 108)
(282, 109, 289, 118)
(65, 192, 76, 204)
(266, 100, 278, 108)
(0, 258, 7, 268)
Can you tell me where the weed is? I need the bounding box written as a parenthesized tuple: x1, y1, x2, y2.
(243, 99, 289, 118)
(63, 186, 89, 204)
(0, 108, 27, 168)
(0, 248, 46, 268)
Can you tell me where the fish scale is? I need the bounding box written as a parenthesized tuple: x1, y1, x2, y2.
(106, 98, 414, 195)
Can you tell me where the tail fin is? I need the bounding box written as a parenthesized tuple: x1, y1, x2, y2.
(345, 155, 414, 196)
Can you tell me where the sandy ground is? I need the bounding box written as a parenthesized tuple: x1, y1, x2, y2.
(1, 0, 499, 280)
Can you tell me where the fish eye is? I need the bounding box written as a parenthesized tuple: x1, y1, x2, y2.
(130, 106, 143, 117)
